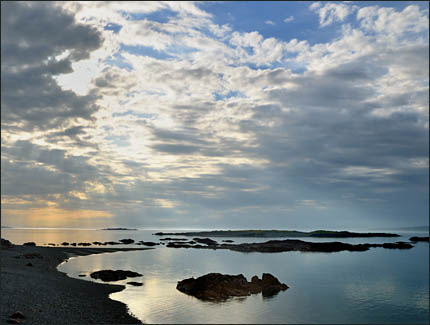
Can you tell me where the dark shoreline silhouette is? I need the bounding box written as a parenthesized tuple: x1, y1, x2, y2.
(166, 238, 414, 253)
(153, 229, 401, 238)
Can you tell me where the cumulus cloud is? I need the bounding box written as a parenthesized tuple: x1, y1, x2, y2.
(310, 2, 353, 27)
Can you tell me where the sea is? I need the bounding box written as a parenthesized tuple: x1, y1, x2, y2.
(2, 227, 429, 324)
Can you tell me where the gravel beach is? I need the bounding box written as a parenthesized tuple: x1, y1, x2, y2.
(1, 242, 151, 324)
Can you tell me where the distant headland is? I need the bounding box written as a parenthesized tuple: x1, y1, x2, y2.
(102, 227, 138, 231)
(153, 229, 400, 238)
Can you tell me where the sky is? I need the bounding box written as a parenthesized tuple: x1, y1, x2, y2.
(1, 1, 429, 230)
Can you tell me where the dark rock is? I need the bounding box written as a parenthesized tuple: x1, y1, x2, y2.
(1, 238, 14, 248)
(166, 242, 193, 248)
(26, 263, 33, 267)
(23, 242, 36, 246)
(48, 243, 56, 246)
(77, 242, 91, 246)
(90, 269, 143, 282)
(9, 312, 25, 320)
(127, 281, 143, 286)
(159, 237, 189, 241)
(193, 238, 218, 246)
(119, 239, 135, 244)
(176, 273, 288, 301)
(104, 241, 121, 245)
(410, 236, 430, 242)
(222, 240, 234, 243)
(139, 241, 158, 246)
(220, 239, 370, 253)
(70, 243, 77, 246)
(92, 241, 104, 245)
(61, 242, 70, 246)
(79, 274, 86, 277)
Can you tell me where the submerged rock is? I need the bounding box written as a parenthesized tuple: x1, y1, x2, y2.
(127, 281, 143, 286)
(176, 273, 288, 301)
(90, 269, 143, 282)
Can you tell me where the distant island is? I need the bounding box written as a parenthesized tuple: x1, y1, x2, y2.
(153, 230, 400, 238)
(102, 227, 137, 231)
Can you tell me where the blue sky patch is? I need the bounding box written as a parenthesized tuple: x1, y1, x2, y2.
(104, 23, 122, 34)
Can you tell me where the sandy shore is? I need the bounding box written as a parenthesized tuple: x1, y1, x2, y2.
(1, 243, 151, 324)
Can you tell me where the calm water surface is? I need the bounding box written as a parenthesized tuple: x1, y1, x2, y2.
(3, 228, 429, 324)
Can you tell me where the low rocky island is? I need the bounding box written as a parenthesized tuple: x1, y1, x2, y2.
(102, 228, 138, 231)
(166, 238, 414, 253)
(176, 273, 288, 301)
(154, 229, 400, 238)
(409, 236, 430, 242)
(90, 269, 143, 282)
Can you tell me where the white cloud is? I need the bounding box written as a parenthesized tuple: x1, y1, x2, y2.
(357, 5, 428, 36)
(283, 16, 294, 23)
(265, 20, 276, 25)
(310, 2, 353, 27)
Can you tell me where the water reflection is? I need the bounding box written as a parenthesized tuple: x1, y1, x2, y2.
(59, 243, 429, 324)
(5, 228, 429, 324)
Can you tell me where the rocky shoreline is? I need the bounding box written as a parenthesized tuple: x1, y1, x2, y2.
(1, 240, 150, 324)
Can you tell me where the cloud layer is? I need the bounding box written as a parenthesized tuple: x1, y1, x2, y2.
(1, 2, 428, 229)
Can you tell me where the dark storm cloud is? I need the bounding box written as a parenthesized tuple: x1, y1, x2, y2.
(1, 1, 102, 132)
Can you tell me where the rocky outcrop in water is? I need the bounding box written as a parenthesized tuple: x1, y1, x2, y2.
(409, 236, 429, 242)
(176, 273, 288, 301)
(77, 242, 91, 246)
(23, 242, 36, 246)
(193, 238, 218, 246)
(137, 241, 159, 246)
(166, 238, 414, 253)
(90, 270, 143, 282)
(119, 239, 135, 244)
